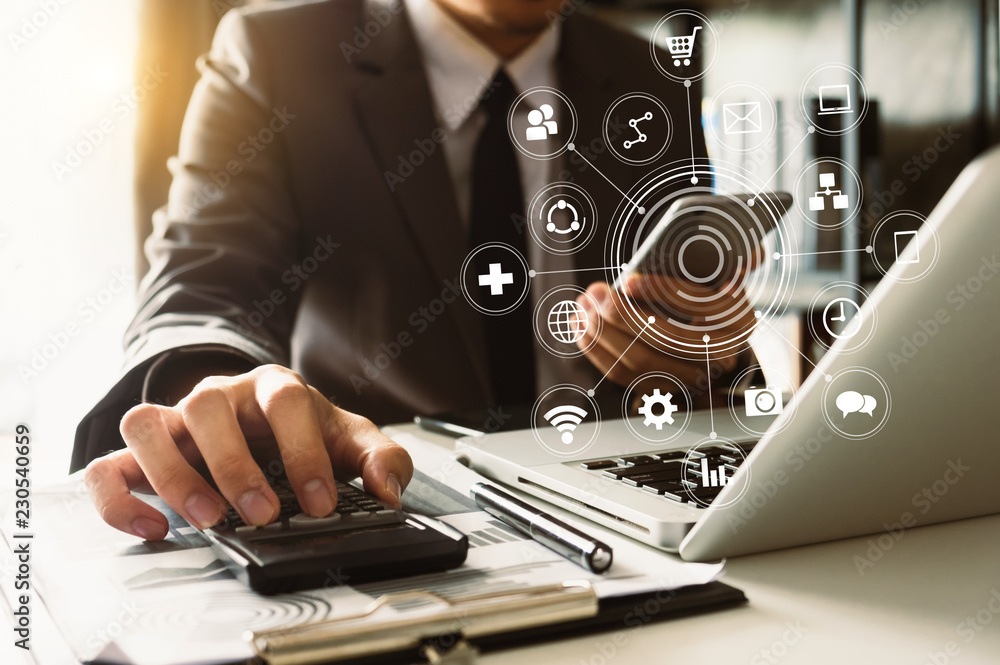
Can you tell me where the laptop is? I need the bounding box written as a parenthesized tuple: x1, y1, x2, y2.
(456, 146, 1000, 561)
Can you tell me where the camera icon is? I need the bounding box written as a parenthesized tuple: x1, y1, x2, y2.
(745, 386, 784, 417)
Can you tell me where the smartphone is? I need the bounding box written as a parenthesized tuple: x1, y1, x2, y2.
(614, 192, 792, 290)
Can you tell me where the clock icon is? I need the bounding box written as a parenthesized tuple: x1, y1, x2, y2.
(822, 297, 862, 339)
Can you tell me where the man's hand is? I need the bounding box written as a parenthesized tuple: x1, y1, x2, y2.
(84, 365, 413, 541)
(575, 274, 756, 388)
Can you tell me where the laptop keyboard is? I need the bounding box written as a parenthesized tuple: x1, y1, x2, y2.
(579, 441, 757, 507)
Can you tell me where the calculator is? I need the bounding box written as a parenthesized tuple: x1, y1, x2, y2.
(202, 479, 468, 594)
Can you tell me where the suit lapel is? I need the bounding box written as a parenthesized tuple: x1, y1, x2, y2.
(352, 0, 492, 398)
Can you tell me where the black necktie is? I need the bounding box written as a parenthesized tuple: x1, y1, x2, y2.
(469, 69, 536, 406)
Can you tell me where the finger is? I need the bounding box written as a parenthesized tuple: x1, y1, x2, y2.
(121, 402, 228, 529)
(311, 389, 414, 508)
(84, 450, 169, 541)
(252, 367, 337, 517)
(178, 378, 279, 526)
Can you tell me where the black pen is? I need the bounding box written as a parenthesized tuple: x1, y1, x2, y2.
(470, 482, 613, 574)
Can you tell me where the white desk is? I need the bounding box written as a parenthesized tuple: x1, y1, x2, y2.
(386, 424, 1000, 665)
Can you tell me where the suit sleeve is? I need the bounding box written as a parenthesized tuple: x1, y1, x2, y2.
(72, 9, 302, 471)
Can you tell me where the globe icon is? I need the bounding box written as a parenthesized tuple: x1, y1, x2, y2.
(547, 300, 589, 344)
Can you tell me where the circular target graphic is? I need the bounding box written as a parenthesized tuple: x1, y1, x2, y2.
(606, 159, 798, 359)
(137, 591, 331, 638)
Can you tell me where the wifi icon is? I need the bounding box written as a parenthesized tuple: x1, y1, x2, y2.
(543, 405, 588, 444)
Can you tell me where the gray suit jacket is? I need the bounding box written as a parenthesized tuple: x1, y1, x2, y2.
(71, 0, 707, 471)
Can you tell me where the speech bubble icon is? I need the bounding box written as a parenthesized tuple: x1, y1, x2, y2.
(836, 391, 865, 419)
(860, 394, 878, 416)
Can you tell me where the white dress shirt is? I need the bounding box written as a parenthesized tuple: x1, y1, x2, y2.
(404, 0, 560, 227)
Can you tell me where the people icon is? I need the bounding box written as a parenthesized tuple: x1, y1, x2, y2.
(526, 104, 558, 141)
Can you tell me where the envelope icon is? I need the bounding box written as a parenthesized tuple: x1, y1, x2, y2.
(723, 102, 763, 135)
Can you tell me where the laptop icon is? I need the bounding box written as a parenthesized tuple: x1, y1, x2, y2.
(818, 84, 852, 115)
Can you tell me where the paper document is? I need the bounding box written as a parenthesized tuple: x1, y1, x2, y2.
(0, 434, 722, 665)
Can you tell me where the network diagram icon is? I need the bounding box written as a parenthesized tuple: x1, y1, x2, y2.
(809, 173, 849, 211)
(638, 389, 679, 429)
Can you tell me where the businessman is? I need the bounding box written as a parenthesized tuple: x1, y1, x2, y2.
(77, 0, 747, 541)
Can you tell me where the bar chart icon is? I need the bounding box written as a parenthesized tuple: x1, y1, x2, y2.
(700, 457, 728, 488)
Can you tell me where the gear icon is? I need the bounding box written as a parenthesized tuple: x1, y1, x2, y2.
(638, 389, 679, 430)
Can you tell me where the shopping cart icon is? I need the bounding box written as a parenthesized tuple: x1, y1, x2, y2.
(666, 26, 702, 67)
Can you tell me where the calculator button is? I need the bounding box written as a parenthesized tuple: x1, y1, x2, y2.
(289, 513, 342, 528)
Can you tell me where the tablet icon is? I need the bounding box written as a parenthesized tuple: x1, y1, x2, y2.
(894, 230, 920, 264)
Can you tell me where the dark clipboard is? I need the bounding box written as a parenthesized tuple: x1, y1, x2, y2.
(249, 580, 746, 665)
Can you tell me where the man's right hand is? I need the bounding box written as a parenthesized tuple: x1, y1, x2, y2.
(84, 365, 414, 541)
